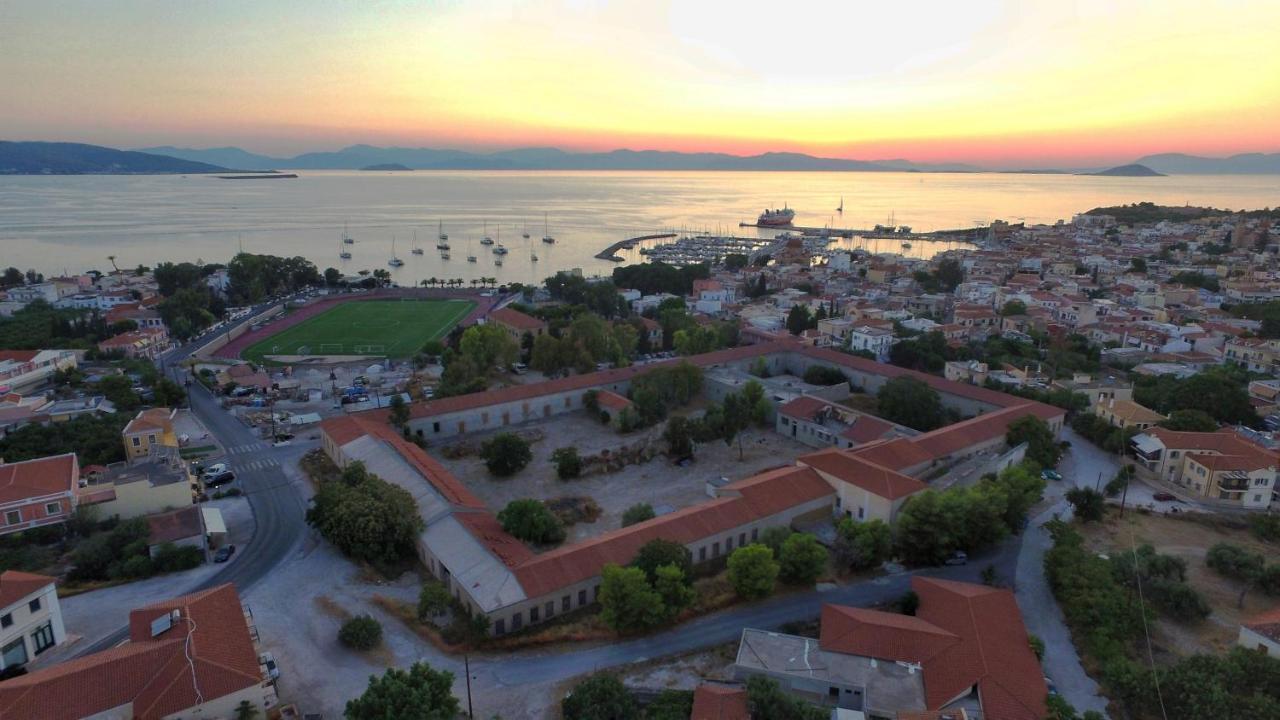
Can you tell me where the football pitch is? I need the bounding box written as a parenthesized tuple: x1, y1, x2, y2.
(242, 299, 475, 361)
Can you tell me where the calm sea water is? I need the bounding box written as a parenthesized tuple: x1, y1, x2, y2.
(1, 170, 1276, 285)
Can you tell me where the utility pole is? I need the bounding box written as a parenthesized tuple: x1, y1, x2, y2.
(464, 654, 474, 718)
(1119, 474, 1130, 518)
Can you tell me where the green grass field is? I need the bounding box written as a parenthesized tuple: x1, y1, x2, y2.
(243, 299, 474, 361)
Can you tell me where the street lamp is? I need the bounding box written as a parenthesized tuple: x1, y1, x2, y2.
(329, 371, 339, 409)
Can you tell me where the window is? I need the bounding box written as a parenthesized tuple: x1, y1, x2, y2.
(858, 506, 865, 519)
(511, 612, 522, 631)
(739, 533, 747, 547)
(593, 585, 600, 601)
(131, 436, 141, 447)
(45, 502, 61, 516)
(28, 598, 40, 613)
(530, 606, 539, 623)
(4, 510, 19, 526)
(147, 434, 156, 445)
(751, 529, 758, 542)
(545, 601, 554, 619)
(712, 542, 720, 558)
(725, 537, 733, 552)
(699, 547, 707, 562)
(433, 422, 440, 433)
(562, 596, 571, 613)
(1, 638, 26, 668)
(0, 613, 11, 629)
(578, 589, 587, 606)
(495, 619, 505, 635)
(32, 622, 55, 654)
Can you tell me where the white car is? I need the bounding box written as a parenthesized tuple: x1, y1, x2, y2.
(258, 651, 280, 680)
(201, 462, 227, 478)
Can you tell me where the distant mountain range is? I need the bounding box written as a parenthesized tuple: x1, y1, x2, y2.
(0, 141, 228, 174)
(3, 139, 1277, 175)
(1133, 152, 1280, 174)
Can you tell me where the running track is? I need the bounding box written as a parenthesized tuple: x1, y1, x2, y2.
(214, 289, 500, 359)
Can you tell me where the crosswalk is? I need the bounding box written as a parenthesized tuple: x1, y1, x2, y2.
(226, 442, 266, 455)
(238, 459, 279, 472)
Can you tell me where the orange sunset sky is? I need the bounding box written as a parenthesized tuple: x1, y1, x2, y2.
(3, 0, 1278, 167)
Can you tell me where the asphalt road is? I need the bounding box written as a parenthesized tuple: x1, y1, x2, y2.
(75, 298, 311, 656)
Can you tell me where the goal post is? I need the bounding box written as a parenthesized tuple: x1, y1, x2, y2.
(354, 344, 386, 354)
(318, 343, 344, 354)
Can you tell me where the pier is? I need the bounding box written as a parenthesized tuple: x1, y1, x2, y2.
(737, 222, 989, 240)
(595, 233, 678, 261)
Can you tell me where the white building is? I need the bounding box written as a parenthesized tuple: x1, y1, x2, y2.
(848, 326, 894, 361)
(0, 571, 65, 672)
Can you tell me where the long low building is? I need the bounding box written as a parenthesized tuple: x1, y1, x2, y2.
(319, 343, 1064, 636)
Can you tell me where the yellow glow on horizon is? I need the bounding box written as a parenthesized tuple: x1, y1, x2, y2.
(2, 0, 1278, 165)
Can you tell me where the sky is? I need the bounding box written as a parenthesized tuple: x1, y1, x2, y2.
(2, 0, 1278, 167)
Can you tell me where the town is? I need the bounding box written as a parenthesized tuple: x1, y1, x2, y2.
(3, 200, 1280, 720)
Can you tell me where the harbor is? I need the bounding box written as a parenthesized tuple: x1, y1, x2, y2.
(594, 233, 678, 261)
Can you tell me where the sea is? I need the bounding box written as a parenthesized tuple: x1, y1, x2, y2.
(1, 170, 1276, 285)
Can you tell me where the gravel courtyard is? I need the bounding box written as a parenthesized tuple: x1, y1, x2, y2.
(433, 410, 815, 541)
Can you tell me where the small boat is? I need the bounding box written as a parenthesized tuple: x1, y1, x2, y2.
(541, 212, 556, 244)
(466, 239, 477, 263)
(494, 257, 503, 266)
(388, 236, 404, 267)
(441, 251, 450, 260)
(531, 252, 539, 262)
(438, 220, 448, 242)
(411, 230, 424, 255)
(467, 255, 477, 263)
(492, 228, 506, 254)
(342, 222, 355, 244)
(522, 221, 530, 239)
(901, 241, 913, 249)
(836, 196, 844, 213)
(480, 221, 494, 245)
(339, 233, 352, 260)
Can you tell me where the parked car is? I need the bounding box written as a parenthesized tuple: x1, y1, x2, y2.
(1041, 469, 1063, 482)
(205, 470, 236, 488)
(1153, 491, 1179, 502)
(943, 551, 969, 566)
(259, 651, 280, 680)
(213, 545, 236, 563)
(201, 463, 228, 478)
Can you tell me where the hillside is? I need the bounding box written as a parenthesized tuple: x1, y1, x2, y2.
(1135, 152, 1280, 174)
(360, 163, 412, 171)
(0, 141, 228, 174)
(1086, 163, 1165, 177)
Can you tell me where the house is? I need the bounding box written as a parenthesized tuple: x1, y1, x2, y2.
(1094, 397, 1166, 431)
(692, 279, 737, 314)
(0, 584, 277, 719)
(593, 389, 633, 429)
(488, 307, 547, 344)
(690, 684, 749, 720)
(944, 360, 989, 386)
(732, 577, 1047, 719)
(1239, 606, 1280, 657)
(0, 350, 78, 395)
(798, 445, 928, 523)
(97, 327, 169, 360)
(145, 506, 207, 558)
(0, 454, 80, 537)
(122, 407, 178, 461)
(637, 316, 663, 348)
(80, 448, 198, 520)
(775, 396, 899, 450)
(1051, 373, 1132, 407)
(0, 571, 65, 673)
(1131, 428, 1277, 509)
(849, 326, 894, 361)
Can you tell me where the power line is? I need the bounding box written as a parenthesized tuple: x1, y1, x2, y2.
(1128, 527, 1168, 720)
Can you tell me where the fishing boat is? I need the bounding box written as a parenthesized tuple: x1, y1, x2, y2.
(541, 212, 556, 244)
(388, 236, 404, 267)
(339, 234, 352, 260)
(757, 205, 796, 227)
(437, 220, 448, 242)
(342, 222, 355, 244)
(411, 230, 424, 255)
(521, 221, 530, 239)
(480, 221, 494, 245)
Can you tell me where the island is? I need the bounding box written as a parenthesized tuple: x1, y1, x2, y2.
(360, 163, 413, 171)
(0, 140, 228, 175)
(1085, 163, 1166, 177)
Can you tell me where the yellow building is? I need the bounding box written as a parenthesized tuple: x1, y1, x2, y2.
(1095, 397, 1166, 431)
(122, 407, 177, 461)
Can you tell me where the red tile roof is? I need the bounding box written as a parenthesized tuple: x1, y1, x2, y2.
(819, 577, 1046, 720)
(800, 447, 927, 500)
(690, 684, 750, 720)
(1244, 606, 1280, 643)
(0, 570, 55, 609)
(0, 453, 77, 505)
(0, 350, 38, 363)
(840, 415, 894, 445)
(146, 506, 204, 544)
(0, 584, 262, 720)
(489, 307, 546, 332)
(778, 395, 830, 421)
(852, 437, 936, 473)
(595, 389, 632, 411)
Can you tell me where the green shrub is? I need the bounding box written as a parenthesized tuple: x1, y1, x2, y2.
(551, 446, 582, 480)
(728, 544, 778, 600)
(621, 503, 655, 527)
(339, 615, 383, 650)
(480, 433, 533, 477)
(417, 581, 452, 622)
(778, 533, 828, 585)
(497, 499, 566, 545)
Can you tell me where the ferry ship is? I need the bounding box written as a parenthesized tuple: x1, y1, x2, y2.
(757, 205, 795, 227)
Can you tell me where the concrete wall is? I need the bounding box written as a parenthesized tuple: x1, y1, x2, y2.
(193, 304, 284, 360)
(0, 582, 65, 671)
(161, 682, 277, 720)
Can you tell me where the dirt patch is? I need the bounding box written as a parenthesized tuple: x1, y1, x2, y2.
(546, 496, 602, 526)
(1077, 509, 1277, 658)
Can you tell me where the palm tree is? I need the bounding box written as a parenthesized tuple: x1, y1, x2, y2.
(470, 278, 478, 289)
(427, 276, 438, 289)
(107, 255, 119, 274)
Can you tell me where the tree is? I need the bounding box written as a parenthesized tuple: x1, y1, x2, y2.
(759, 526, 794, 555)
(663, 415, 695, 458)
(305, 463, 424, 567)
(599, 564, 667, 633)
(345, 662, 459, 720)
(551, 446, 582, 479)
(1001, 299, 1027, 316)
(786, 304, 811, 336)
(778, 533, 828, 585)
(1129, 257, 1148, 274)
(417, 582, 452, 621)
(562, 672, 639, 720)
(652, 563, 696, 618)
(833, 519, 892, 570)
(645, 690, 695, 720)
(632, 539, 692, 582)
(388, 393, 410, 430)
(497, 499, 565, 545)
(234, 700, 260, 720)
(153, 378, 187, 407)
(480, 433, 532, 476)
(1065, 487, 1106, 522)
(324, 267, 342, 286)
(877, 376, 945, 431)
(802, 365, 847, 386)
(338, 615, 383, 650)
(459, 323, 519, 370)
(621, 503, 655, 527)
(1159, 409, 1219, 432)
(745, 676, 826, 720)
(1006, 415, 1062, 468)
(728, 544, 779, 600)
